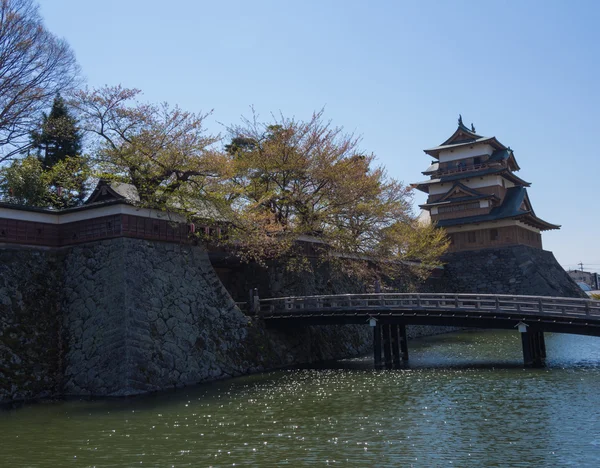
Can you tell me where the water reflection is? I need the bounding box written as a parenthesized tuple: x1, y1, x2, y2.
(2, 330, 600, 467)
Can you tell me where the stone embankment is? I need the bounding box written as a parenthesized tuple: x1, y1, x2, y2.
(430, 245, 586, 298)
(0, 249, 63, 402)
(62, 239, 373, 397)
(1, 239, 373, 403)
(1, 240, 583, 404)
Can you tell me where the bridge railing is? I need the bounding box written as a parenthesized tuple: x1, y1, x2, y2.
(250, 293, 600, 318)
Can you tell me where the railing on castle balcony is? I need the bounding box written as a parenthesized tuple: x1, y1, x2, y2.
(432, 160, 507, 178)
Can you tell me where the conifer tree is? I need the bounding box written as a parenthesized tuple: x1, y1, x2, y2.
(31, 94, 82, 169)
(14, 94, 89, 208)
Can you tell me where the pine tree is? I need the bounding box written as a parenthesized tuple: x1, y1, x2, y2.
(22, 94, 89, 208)
(31, 94, 82, 169)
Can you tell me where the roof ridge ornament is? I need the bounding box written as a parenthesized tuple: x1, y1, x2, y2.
(458, 114, 463, 126)
(471, 123, 476, 132)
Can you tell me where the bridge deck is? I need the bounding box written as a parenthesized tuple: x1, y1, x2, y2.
(245, 293, 600, 336)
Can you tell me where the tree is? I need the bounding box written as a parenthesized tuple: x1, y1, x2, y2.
(222, 110, 449, 275)
(31, 93, 82, 169)
(0, 155, 47, 205)
(0, 0, 80, 163)
(44, 155, 90, 208)
(69, 85, 224, 210)
(0, 154, 89, 208)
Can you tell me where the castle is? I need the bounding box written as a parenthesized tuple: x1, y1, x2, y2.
(413, 117, 559, 252)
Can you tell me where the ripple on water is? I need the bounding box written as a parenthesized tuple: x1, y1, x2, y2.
(2, 330, 600, 467)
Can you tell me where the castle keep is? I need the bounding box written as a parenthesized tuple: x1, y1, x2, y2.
(413, 117, 559, 252)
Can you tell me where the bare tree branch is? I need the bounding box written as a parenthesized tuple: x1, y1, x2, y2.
(0, 0, 80, 163)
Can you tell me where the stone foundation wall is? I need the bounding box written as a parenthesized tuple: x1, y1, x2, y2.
(0, 248, 63, 402)
(429, 245, 586, 298)
(1, 239, 372, 403)
(3, 241, 579, 404)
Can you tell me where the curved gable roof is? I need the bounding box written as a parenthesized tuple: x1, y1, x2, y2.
(436, 187, 560, 230)
(440, 121, 483, 146)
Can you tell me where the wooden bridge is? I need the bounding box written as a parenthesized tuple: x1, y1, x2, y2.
(242, 292, 600, 368)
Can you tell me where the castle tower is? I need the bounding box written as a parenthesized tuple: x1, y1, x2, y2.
(413, 116, 559, 252)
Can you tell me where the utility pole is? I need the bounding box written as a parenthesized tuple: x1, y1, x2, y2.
(579, 262, 584, 272)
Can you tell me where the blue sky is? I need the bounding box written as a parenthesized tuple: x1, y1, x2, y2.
(42, 0, 599, 272)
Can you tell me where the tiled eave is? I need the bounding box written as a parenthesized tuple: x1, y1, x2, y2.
(419, 194, 498, 209)
(424, 136, 507, 158)
(436, 212, 559, 231)
(412, 167, 531, 193)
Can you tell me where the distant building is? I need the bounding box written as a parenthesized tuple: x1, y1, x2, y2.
(412, 117, 559, 253)
(568, 270, 600, 290)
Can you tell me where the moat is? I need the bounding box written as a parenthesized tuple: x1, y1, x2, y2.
(3, 329, 600, 467)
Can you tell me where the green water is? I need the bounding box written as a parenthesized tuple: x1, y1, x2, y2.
(3, 330, 600, 467)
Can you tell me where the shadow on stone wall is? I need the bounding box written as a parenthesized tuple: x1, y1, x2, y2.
(428, 245, 586, 298)
(0, 249, 64, 402)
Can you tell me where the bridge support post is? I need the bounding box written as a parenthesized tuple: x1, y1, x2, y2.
(538, 332, 547, 359)
(520, 331, 546, 368)
(391, 324, 401, 368)
(521, 332, 533, 366)
(399, 325, 409, 362)
(373, 325, 383, 369)
(382, 324, 393, 369)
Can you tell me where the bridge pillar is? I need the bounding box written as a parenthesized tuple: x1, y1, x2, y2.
(391, 324, 401, 368)
(399, 325, 409, 362)
(382, 324, 393, 368)
(538, 332, 547, 359)
(521, 331, 546, 368)
(373, 325, 383, 369)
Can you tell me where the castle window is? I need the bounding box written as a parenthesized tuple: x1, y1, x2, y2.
(438, 202, 480, 214)
(467, 231, 476, 243)
(490, 228, 498, 241)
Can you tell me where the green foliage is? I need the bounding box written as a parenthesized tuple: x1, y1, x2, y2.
(30, 94, 82, 169)
(44, 156, 91, 208)
(219, 110, 449, 277)
(65, 86, 449, 278)
(0, 154, 90, 208)
(70, 85, 224, 210)
(591, 293, 600, 301)
(0, 155, 48, 206)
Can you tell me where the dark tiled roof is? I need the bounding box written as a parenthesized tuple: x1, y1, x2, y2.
(436, 187, 559, 230)
(86, 180, 140, 204)
(412, 167, 531, 192)
(422, 162, 439, 174)
(489, 148, 510, 162)
(489, 148, 521, 171)
(437, 182, 488, 201)
(439, 122, 484, 146)
(424, 136, 508, 158)
(420, 194, 494, 208)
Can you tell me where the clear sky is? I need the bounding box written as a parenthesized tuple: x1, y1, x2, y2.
(42, 0, 599, 272)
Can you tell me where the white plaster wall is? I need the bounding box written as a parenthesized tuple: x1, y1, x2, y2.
(0, 204, 186, 225)
(438, 144, 494, 163)
(503, 178, 515, 188)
